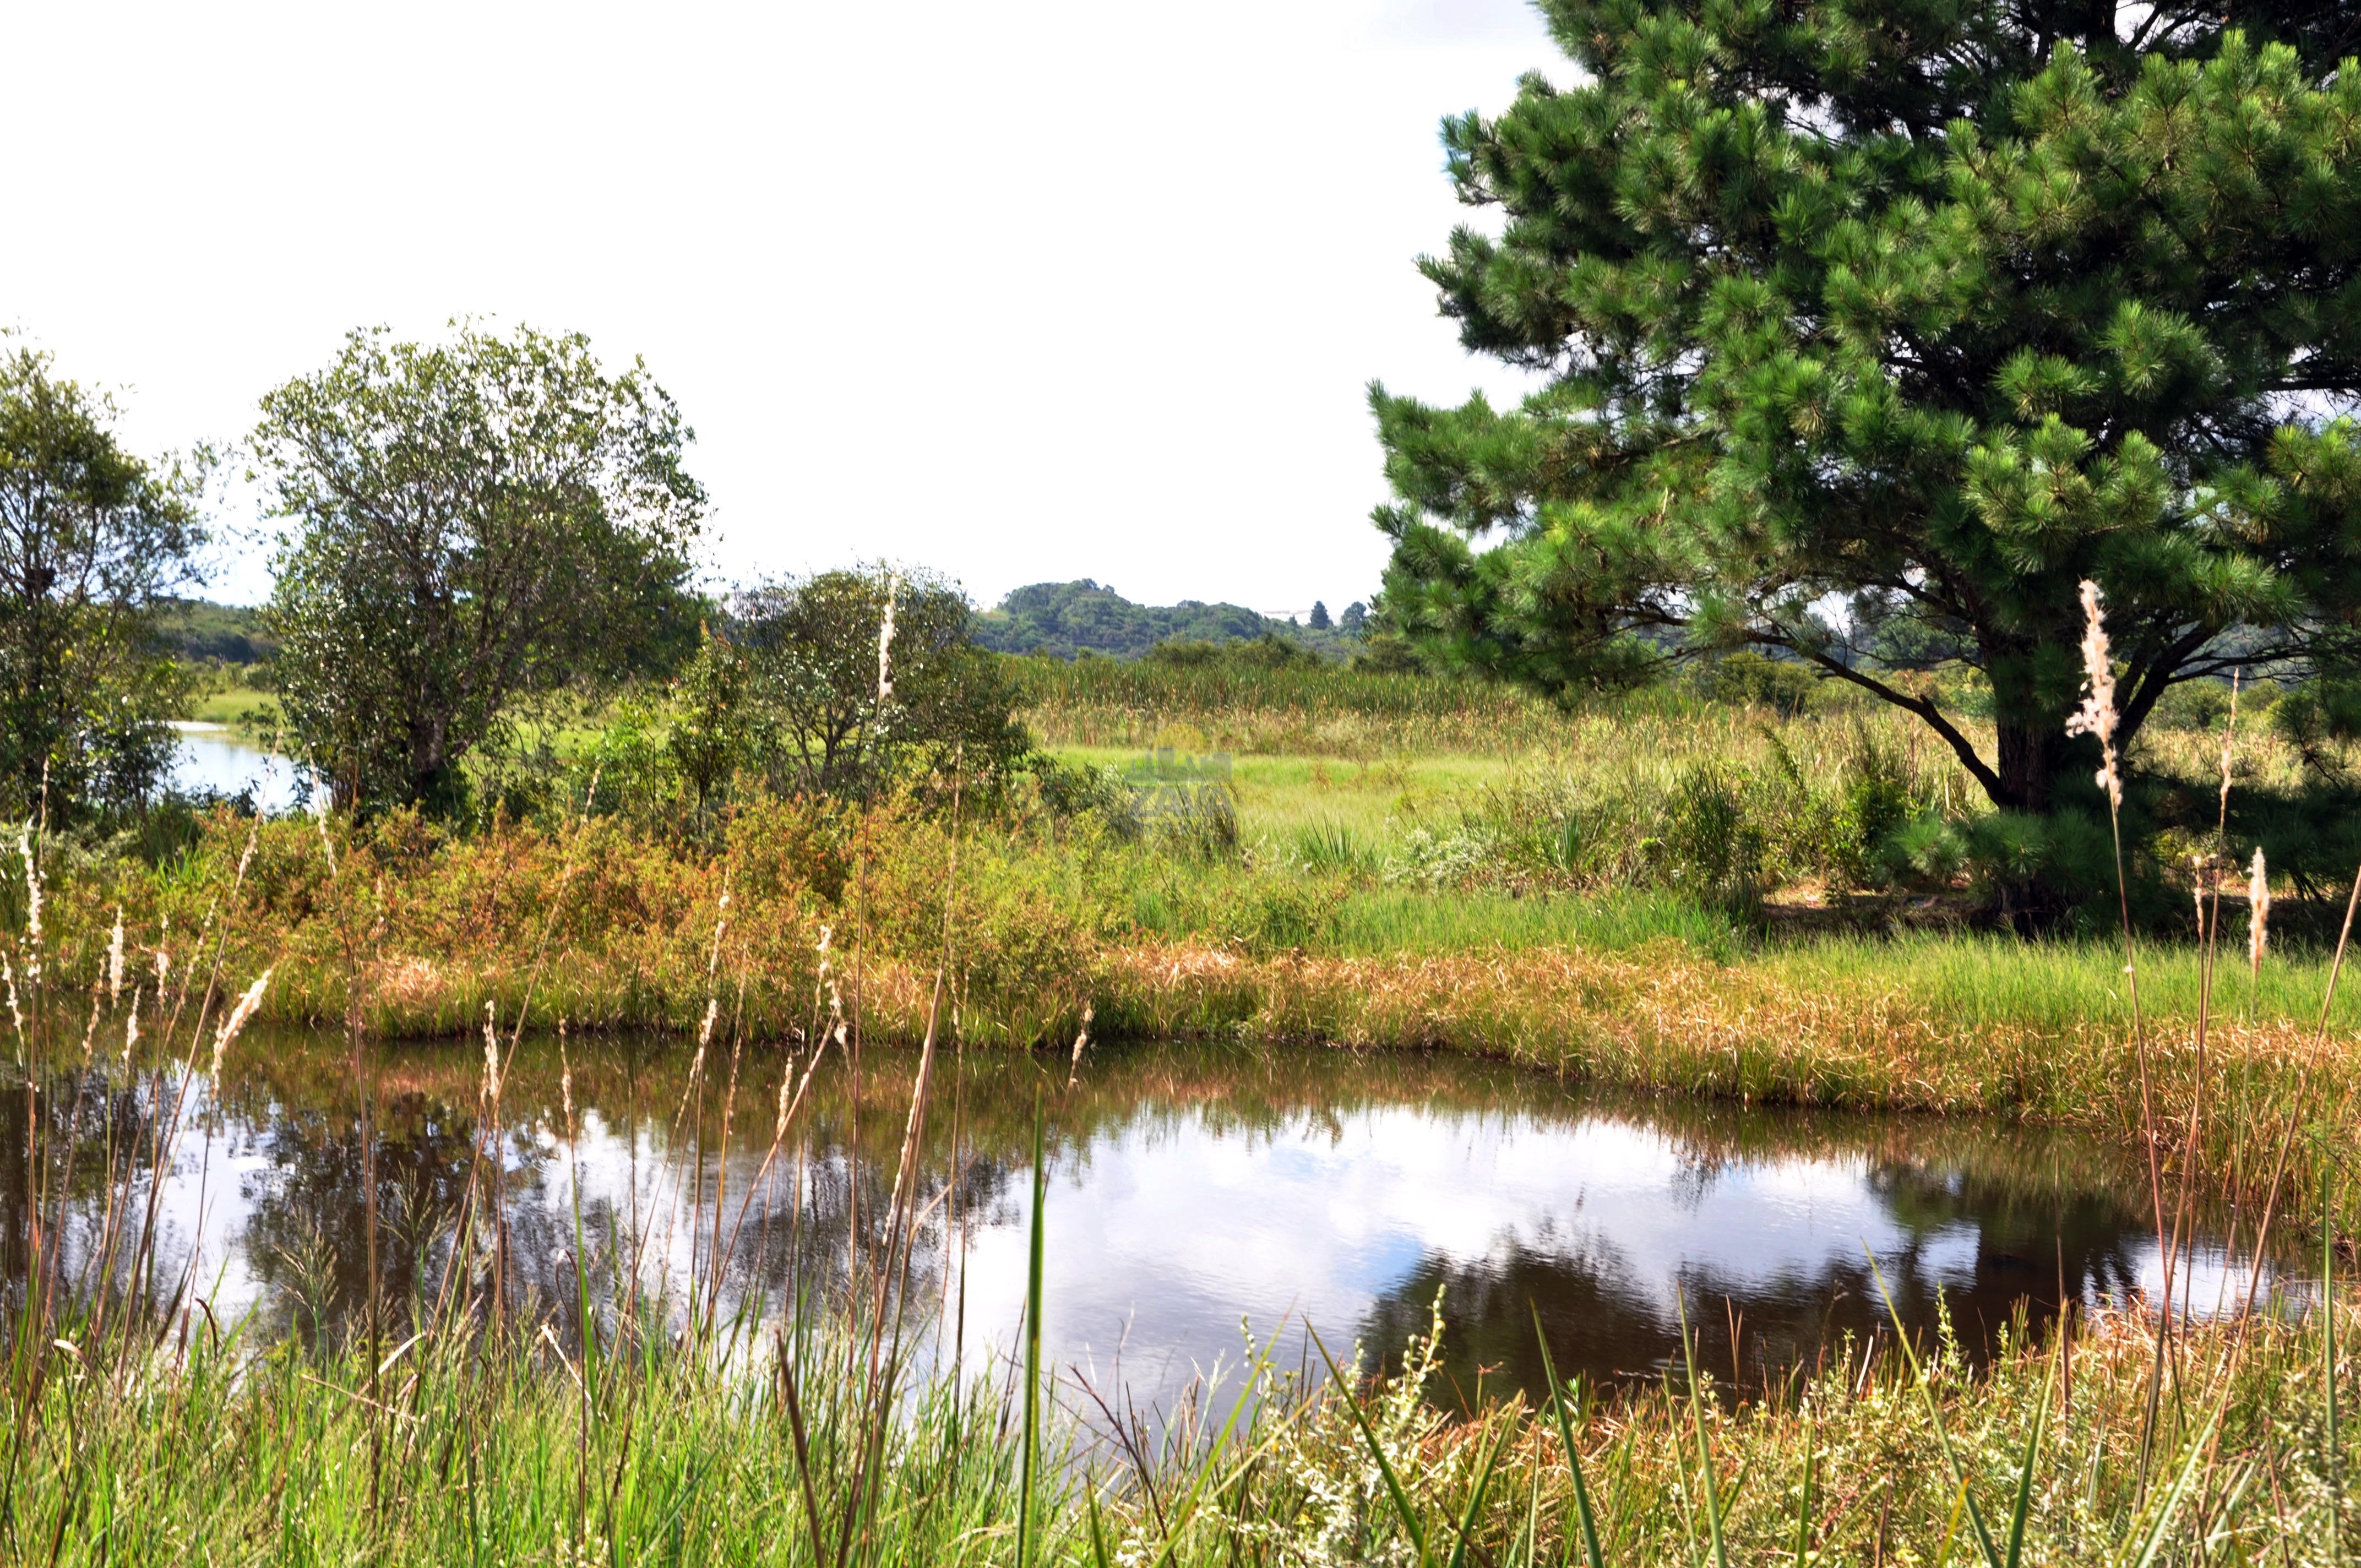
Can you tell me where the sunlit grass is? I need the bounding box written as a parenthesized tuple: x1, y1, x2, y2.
(183, 682, 276, 725)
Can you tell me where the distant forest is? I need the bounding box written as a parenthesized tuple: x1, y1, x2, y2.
(147, 580, 1372, 671)
(151, 597, 275, 665)
(972, 581, 1364, 660)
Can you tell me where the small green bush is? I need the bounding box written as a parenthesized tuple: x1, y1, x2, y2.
(1707, 651, 1819, 716)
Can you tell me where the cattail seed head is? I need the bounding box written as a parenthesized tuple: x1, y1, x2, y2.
(106, 908, 124, 1006)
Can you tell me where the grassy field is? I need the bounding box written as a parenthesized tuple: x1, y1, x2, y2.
(110, 658, 2361, 1167)
(183, 681, 276, 726)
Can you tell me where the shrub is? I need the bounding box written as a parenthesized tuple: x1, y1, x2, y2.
(1707, 651, 1818, 715)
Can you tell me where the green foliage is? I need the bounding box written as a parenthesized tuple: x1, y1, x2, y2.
(148, 596, 274, 666)
(1373, 2, 2361, 820)
(256, 322, 705, 816)
(1023, 754, 1140, 839)
(1146, 633, 1317, 671)
(1659, 763, 1769, 908)
(1463, 721, 1955, 906)
(1012, 647, 1547, 758)
(731, 564, 1029, 799)
(0, 345, 209, 819)
(974, 579, 1269, 657)
(2273, 678, 2361, 776)
(665, 622, 754, 814)
(1211, 874, 1345, 955)
(975, 580, 1366, 660)
(2148, 677, 2245, 734)
(1706, 651, 1818, 716)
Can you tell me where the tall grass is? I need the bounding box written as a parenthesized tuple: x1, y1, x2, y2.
(1012, 652, 1575, 758)
(0, 1228, 2350, 1562)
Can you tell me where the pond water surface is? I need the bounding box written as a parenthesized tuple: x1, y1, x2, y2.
(33, 1032, 2286, 1409)
(167, 722, 305, 812)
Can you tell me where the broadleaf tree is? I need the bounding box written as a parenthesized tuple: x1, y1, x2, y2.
(730, 565, 1027, 798)
(0, 346, 208, 819)
(256, 324, 705, 815)
(1373, 0, 2361, 823)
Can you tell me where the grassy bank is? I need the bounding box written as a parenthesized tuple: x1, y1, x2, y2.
(58, 805, 2361, 1075)
(8, 792, 2351, 1244)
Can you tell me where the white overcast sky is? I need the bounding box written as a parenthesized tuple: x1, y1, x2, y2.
(4, 0, 1558, 616)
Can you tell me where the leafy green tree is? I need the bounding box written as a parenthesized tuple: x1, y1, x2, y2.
(256, 324, 704, 815)
(665, 623, 754, 815)
(0, 346, 208, 818)
(1374, 1, 2361, 816)
(733, 565, 1025, 797)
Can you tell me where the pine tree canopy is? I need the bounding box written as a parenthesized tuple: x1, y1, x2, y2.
(1373, 0, 2361, 812)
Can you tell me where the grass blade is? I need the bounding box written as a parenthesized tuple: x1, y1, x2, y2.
(2004, 1329, 2059, 1568)
(1865, 1251, 2004, 1568)
(1309, 1325, 1429, 1566)
(1677, 1293, 1732, 1568)
(2330, 1157, 2343, 1568)
(1443, 1419, 1507, 1568)
(1018, 1089, 1047, 1568)
(1532, 1304, 1604, 1568)
(1795, 1413, 1815, 1568)
(1086, 1485, 1113, 1568)
(2125, 1399, 2223, 1568)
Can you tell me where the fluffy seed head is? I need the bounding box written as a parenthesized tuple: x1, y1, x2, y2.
(2065, 580, 2121, 809)
(2218, 669, 2241, 822)
(1067, 1003, 1094, 1089)
(875, 575, 900, 705)
(211, 970, 271, 1086)
(2249, 848, 2272, 968)
(559, 1026, 574, 1135)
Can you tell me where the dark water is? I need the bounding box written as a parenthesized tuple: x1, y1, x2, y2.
(17, 1033, 2281, 1408)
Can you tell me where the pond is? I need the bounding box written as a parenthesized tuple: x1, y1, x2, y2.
(20, 1033, 2283, 1409)
(167, 722, 307, 812)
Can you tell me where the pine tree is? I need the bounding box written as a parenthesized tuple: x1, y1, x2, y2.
(1309, 600, 1332, 630)
(1373, 0, 2361, 818)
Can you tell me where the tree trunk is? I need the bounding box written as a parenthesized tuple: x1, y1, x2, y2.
(1992, 720, 2069, 814)
(1987, 717, 2087, 930)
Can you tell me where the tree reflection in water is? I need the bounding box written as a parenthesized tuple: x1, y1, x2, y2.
(0, 1031, 2278, 1409)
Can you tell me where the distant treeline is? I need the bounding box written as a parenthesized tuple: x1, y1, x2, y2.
(153, 580, 1374, 671)
(971, 580, 1366, 660)
(151, 597, 275, 665)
